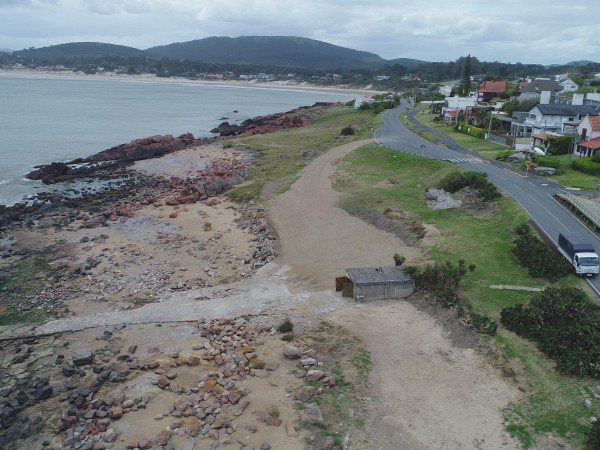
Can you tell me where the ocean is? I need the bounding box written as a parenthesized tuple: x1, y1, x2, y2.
(0, 74, 358, 206)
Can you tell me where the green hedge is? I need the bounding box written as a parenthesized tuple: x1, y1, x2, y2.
(455, 121, 486, 139)
(512, 224, 570, 281)
(500, 287, 600, 377)
(532, 155, 561, 169)
(572, 158, 600, 175)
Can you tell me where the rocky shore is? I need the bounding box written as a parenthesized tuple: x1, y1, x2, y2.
(0, 103, 344, 449)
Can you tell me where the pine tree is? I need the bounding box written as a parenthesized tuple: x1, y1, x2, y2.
(461, 54, 472, 96)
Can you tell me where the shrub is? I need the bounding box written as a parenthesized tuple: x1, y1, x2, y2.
(501, 287, 600, 377)
(546, 135, 573, 155)
(470, 313, 498, 336)
(393, 253, 405, 266)
(437, 170, 500, 202)
(572, 158, 600, 176)
(589, 420, 600, 450)
(592, 153, 600, 163)
(455, 121, 486, 139)
(341, 126, 355, 136)
(277, 318, 294, 333)
(532, 155, 561, 169)
(495, 150, 515, 160)
(512, 224, 570, 281)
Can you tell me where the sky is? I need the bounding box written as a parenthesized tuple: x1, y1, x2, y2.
(0, 0, 598, 65)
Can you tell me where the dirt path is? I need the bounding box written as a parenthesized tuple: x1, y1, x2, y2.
(268, 139, 421, 290)
(267, 138, 520, 449)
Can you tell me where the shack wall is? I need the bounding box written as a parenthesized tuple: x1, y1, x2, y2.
(353, 281, 414, 301)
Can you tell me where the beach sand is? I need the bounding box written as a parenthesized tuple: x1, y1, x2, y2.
(0, 68, 385, 96)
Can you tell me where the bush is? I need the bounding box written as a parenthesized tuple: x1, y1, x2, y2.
(532, 155, 561, 169)
(547, 135, 573, 155)
(437, 170, 500, 202)
(455, 121, 486, 139)
(341, 126, 355, 136)
(277, 318, 294, 333)
(495, 150, 515, 160)
(572, 158, 600, 176)
(512, 224, 570, 281)
(470, 313, 498, 336)
(501, 287, 600, 377)
(589, 420, 600, 449)
(592, 153, 600, 163)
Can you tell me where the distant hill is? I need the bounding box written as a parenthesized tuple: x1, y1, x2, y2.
(385, 57, 427, 68)
(547, 60, 599, 68)
(12, 42, 147, 59)
(146, 36, 389, 70)
(0, 48, 12, 53)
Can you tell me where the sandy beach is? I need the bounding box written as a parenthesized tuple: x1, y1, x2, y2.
(0, 68, 385, 96)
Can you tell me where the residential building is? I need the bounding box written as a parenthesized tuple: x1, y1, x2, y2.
(576, 114, 600, 157)
(510, 104, 598, 137)
(559, 78, 579, 92)
(519, 78, 562, 101)
(477, 80, 508, 102)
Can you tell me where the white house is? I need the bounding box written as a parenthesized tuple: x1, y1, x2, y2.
(438, 85, 453, 96)
(559, 78, 579, 92)
(511, 104, 598, 137)
(444, 96, 477, 111)
(576, 114, 600, 157)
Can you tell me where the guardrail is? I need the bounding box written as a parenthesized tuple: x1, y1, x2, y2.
(555, 191, 600, 230)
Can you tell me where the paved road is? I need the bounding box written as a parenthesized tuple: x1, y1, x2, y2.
(374, 101, 600, 297)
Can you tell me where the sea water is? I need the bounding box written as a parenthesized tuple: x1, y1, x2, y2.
(0, 75, 357, 205)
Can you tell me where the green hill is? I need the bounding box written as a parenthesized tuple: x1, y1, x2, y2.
(12, 42, 147, 59)
(385, 57, 427, 68)
(145, 36, 389, 70)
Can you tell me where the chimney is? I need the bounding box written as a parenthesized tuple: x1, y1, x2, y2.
(540, 91, 551, 105)
(572, 94, 584, 106)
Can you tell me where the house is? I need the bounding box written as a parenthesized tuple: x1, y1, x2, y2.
(511, 104, 598, 137)
(559, 78, 579, 92)
(338, 266, 414, 301)
(519, 78, 562, 101)
(374, 75, 391, 81)
(477, 80, 508, 102)
(438, 85, 453, 96)
(576, 114, 600, 157)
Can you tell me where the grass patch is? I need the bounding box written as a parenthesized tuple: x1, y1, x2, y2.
(334, 141, 594, 447)
(226, 106, 380, 202)
(0, 256, 56, 325)
(294, 321, 373, 447)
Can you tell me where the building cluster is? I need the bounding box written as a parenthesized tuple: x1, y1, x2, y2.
(440, 76, 600, 155)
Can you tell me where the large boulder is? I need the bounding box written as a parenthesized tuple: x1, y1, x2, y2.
(506, 152, 528, 163)
(533, 166, 556, 176)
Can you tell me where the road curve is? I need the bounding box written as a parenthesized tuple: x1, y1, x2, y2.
(375, 101, 600, 297)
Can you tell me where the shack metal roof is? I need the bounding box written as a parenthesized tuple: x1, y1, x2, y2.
(346, 266, 412, 285)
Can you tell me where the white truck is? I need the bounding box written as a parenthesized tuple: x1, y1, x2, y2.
(557, 232, 600, 277)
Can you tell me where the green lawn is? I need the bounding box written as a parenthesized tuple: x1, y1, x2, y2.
(335, 144, 597, 449)
(413, 107, 600, 191)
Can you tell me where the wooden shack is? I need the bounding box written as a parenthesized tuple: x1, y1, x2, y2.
(337, 266, 414, 302)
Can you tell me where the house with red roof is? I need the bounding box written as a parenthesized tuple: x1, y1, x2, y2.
(577, 114, 600, 157)
(477, 80, 508, 102)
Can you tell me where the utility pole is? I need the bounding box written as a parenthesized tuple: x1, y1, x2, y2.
(487, 110, 493, 140)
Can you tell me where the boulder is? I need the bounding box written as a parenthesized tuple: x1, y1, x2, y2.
(533, 166, 556, 176)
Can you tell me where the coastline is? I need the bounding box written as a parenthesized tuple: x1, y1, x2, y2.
(0, 68, 385, 96)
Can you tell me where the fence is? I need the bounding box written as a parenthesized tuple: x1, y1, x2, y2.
(554, 191, 600, 230)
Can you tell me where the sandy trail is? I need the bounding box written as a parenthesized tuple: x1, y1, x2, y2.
(268, 138, 421, 290)
(267, 138, 519, 449)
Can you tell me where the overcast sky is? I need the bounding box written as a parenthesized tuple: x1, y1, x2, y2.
(1, 0, 598, 65)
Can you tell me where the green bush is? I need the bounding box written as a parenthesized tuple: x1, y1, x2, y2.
(572, 158, 600, 176)
(495, 150, 515, 160)
(547, 135, 573, 155)
(437, 170, 500, 202)
(341, 126, 355, 136)
(512, 224, 570, 281)
(455, 121, 486, 139)
(501, 287, 600, 377)
(532, 155, 561, 169)
(277, 318, 294, 333)
(589, 420, 600, 449)
(592, 153, 600, 163)
(470, 312, 498, 336)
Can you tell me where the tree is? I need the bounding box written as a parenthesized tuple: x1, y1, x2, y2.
(460, 54, 472, 96)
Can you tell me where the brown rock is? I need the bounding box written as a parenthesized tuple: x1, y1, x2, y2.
(126, 440, 139, 449)
(187, 354, 201, 366)
(138, 438, 152, 449)
(157, 376, 170, 389)
(108, 406, 123, 419)
(186, 417, 202, 437)
(249, 359, 265, 369)
(156, 429, 171, 446)
(294, 386, 316, 402)
(306, 369, 326, 381)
